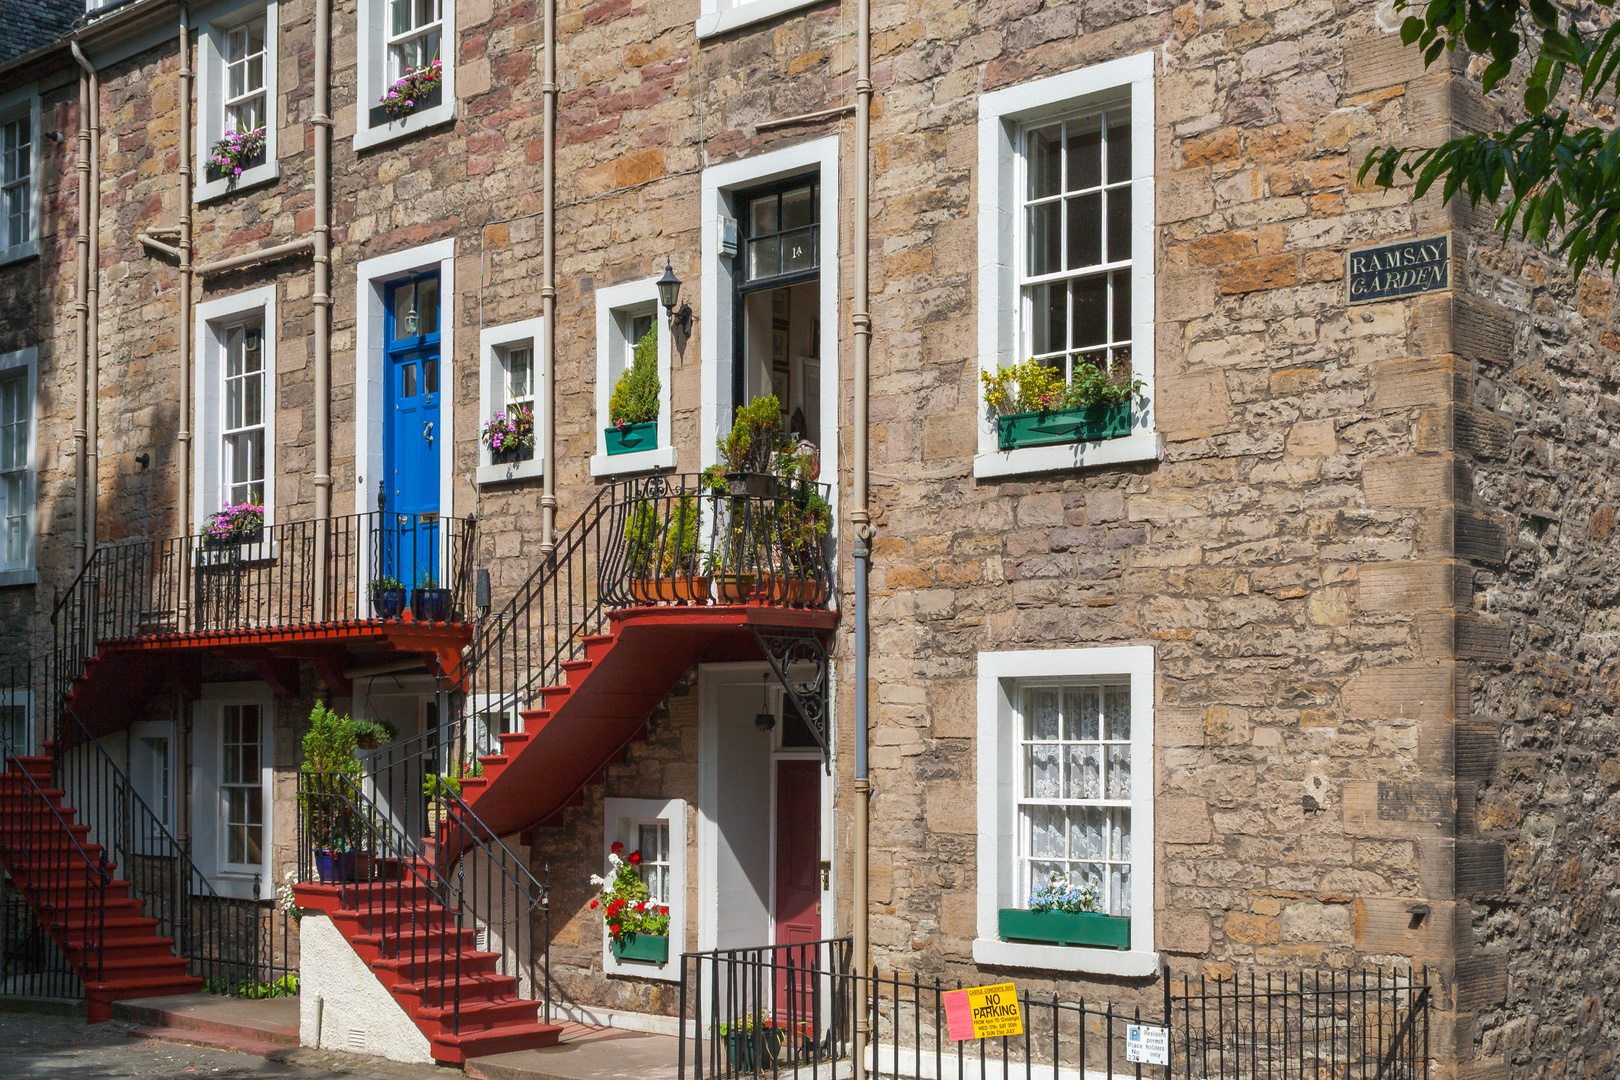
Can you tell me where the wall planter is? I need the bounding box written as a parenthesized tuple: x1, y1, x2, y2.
(996, 402, 1132, 451)
(412, 588, 453, 623)
(205, 150, 266, 184)
(715, 574, 757, 604)
(611, 933, 669, 964)
(491, 445, 534, 466)
(998, 908, 1130, 950)
(606, 422, 657, 456)
(368, 83, 443, 129)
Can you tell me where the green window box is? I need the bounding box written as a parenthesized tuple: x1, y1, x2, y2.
(610, 933, 669, 964)
(995, 402, 1132, 451)
(998, 908, 1131, 950)
(606, 422, 658, 456)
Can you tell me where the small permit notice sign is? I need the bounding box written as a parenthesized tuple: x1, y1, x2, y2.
(943, 982, 1023, 1041)
(1125, 1024, 1169, 1065)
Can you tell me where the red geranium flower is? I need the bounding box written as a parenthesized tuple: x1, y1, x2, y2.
(589, 899, 599, 909)
(628, 850, 643, 865)
(609, 924, 620, 935)
(611, 841, 624, 855)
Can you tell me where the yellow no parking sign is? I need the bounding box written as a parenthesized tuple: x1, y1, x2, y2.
(943, 982, 1024, 1040)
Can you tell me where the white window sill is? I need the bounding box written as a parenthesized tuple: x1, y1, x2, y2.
(194, 161, 280, 205)
(477, 457, 543, 486)
(696, 0, 820, 38)
(0, 567, 37, 587)
(972, 938, 1160, 978)
(355, 101, 456, 152)
(603, 949, 679, 984)
(0, 239, 39, 267)
(590, 445, 677, 479)
(973, 431, 1160, 480)
(212, 869, 269, 900)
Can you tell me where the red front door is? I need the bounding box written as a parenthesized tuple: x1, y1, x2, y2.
(774, 760, 820, 1020)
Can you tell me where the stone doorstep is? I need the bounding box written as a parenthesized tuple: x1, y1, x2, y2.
(466, 1026, 682, 1080)
(111, 993, 300, 1046)
(126, 1024, 294, 1059)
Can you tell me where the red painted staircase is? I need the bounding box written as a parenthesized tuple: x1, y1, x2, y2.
(449, 605, 836, 856)
(295, 863, 561, 1064)
(0, 754, 202, 1021)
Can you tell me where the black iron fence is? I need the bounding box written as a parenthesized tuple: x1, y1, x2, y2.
(678, 946, 1431, 1080)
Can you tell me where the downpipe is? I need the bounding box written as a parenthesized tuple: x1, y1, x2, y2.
(538, 0, 558, 554)
(312, 0, 333, 616)
(71, 40, 100, 563)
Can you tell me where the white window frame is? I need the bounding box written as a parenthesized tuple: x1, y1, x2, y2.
(696, 0, 820, 39)
(195, 1, 280, 203)
(700, 136, 839, 518)
(354, 0, 457, 152)
(192, 682, 275, 899)
(0, 685, 33, 756)
(0, 86, 41, 265)
(976, 52, 1158, 480)
(975, 646, 1157, 977)
(130, 719, 176, 837)
(592, 279, 676, 478)
(195, 287, 277, 531)
(0, 347, 37, 586)
(477, 316, 545, 486)
(602, 797, 687, 983)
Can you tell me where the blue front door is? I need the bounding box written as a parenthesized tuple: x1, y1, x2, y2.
(383, 272, 441, 589)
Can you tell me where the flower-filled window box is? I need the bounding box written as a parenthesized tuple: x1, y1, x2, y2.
(984, 357, 1143, 453)
(371, 59, 443, 127)
(482, 403, 534, 465)
(998, 879, 1129, 951)
(206, 127, 266, 185)
(606, 324, 660, 456)
(203, 501, 265, 547)
(590, 841, 671, 965)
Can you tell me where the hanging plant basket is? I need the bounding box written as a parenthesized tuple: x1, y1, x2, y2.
(996, 402, 1132, 451)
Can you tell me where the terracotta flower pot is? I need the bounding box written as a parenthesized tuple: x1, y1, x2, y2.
(630, 576, 711, 604)
(715, 574, 757, 603)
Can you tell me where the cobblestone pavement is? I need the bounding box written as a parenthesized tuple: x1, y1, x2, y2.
(0, 1012, 450, 1080)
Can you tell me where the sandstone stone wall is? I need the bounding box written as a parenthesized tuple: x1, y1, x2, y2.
(1, 0, 1615, 1072)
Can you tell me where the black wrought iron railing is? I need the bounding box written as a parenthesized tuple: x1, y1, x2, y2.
(45, 510, 475, 718)
(354, 473, 833, 857)
(297, 769, 551, 1035)
(678, 954, 1432, 1080)
(0, 661, 296, 1000)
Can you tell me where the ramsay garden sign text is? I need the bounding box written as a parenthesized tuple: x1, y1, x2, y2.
(1347, 235, 1450, 303)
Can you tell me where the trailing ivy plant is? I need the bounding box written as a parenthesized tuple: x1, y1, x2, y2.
(609, 325, 661, 429)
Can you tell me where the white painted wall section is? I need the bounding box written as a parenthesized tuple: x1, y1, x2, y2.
(298, 912, 435, 1063)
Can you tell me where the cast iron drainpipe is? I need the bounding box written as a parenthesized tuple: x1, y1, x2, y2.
(70, 40, 100, 564)
(851, 0, 873, 1074)
(71, 45, 91, 570)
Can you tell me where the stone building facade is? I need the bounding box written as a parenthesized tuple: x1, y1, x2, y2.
(0, 0, 1613, 1074)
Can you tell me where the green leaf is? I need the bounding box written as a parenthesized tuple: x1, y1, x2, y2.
(1425, 38, 1447, 66)
(1401, 16, 1425, 45)
(1525, 85, 1548, 113)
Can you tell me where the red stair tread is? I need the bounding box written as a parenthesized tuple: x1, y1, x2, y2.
(0, 759, 201, 1020)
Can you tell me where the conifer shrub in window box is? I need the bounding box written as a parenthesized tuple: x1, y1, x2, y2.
(607, 325, 660, 455)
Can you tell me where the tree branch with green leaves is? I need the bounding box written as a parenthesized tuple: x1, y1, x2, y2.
(1361, 0, 1620, 279)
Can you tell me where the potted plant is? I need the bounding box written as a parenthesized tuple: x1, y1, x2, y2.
(483, 403, 535, 465)
(369, 575, 408, 619)
(718, 395, 786, 493)
(352, 717, 398, 751)
(982, 357, 1146, 452)
(376, 57, 443, 123)
(589, 841, 671, 964)
(422, 758, 481, 836)
(997, 876, 1130, 951)
(203, 501, 265, 547)
(607, 325, 660, 455)
(300, 704, 367, 884)
(411, 571, 453, 622)
(628, 496, 706, 604)
(720, 1013, 787, 1073)
(206, 126, 266, 184)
